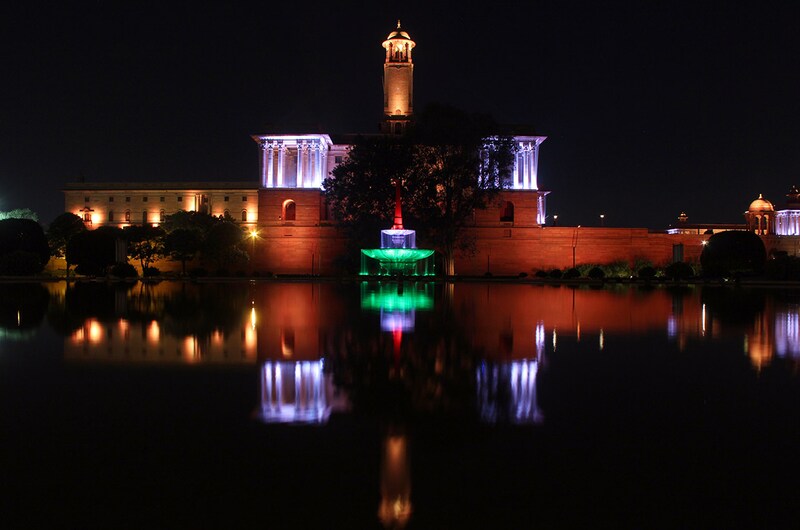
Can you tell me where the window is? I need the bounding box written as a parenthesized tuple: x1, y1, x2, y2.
(224, 209, 230, 218)
(125, 197, 131, 203)
(159, 210, 165, 222)
(143, 211, 148, 223)
(109, 197, 114, 202)
(242, 196, 247, 202)
(283, 200, 296, 221)
(500, 201, 514, 223)
(84, 196, 90, 202)
(125, 210, 131, 222)
(142, 197, 148, 202)
(160, 196, 165, 202)
(177, 196, 183, 202)
(242, 209, 247, 222)
(202, 196, 208, 204)
(83, 212, 91, 222)
(224, 196, 229, 202)
(334, 156, 343, 164)
(108, 210, 115, 222)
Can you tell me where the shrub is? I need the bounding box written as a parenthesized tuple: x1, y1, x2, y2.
(548, 269, 563, 279)
(664, 261, 694, 280)
(534, 270, 548, 278)
(518, 272, 528, 278)
(110, 262, 138, 278)
(563, 268, 581, 279)
(75, 262, 104, 276)
(588, 267, 605, 280)
(143, 266, 160, 277)
(637, 266, 657, 280)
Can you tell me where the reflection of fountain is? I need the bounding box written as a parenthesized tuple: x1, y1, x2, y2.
(360, 282, 434, 332)
(361, 181, 435, 276)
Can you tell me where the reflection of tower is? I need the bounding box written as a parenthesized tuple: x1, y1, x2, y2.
(381, 21, 415, 135)
(378, 432, 412, 528)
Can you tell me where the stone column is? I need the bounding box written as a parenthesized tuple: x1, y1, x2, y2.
(532, 141, 540, 190)
(297, 141, 306, 187)
(277, 142, 285, 187)
(260, 140, 268, 187)
(512, 150, 519, 189)
(266, 142, 274, 188)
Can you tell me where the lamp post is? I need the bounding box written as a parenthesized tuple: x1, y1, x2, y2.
(249, 229, 258, 258)
(600, 214, 605, 227)
(553, 214, 558, 227)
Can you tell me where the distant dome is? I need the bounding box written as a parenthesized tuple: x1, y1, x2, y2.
(748, 194, 774, 212)
(386, 21, 412, 41)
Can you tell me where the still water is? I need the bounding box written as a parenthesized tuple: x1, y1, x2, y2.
(2, 281, 800, 528)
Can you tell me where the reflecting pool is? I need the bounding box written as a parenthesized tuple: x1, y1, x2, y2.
(3, 281, 800, 528)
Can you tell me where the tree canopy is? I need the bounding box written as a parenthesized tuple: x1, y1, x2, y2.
(324, 103, 516, 275)
(0, 218, 50, 274)
(700, 231, 766, 277)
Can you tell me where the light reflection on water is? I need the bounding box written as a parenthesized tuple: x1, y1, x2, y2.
(5, 281, 800, 527)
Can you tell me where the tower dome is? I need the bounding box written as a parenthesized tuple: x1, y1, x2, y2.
(381, 20, 415, 134)
(748, 194, 774, 212)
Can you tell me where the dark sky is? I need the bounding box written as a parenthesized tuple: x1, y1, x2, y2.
(3, 1, 800, 228)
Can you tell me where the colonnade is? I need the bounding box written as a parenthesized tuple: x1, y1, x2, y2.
(776, 211, 800, 235)
(259, 137, 330, 189)
(511, 139, 543, 190)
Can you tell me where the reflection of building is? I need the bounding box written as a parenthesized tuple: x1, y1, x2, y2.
(255, 360, 348, 424)
(65, 317, 257, 363)
(378, 432, 412, 528)
(477, 359, 543, 425)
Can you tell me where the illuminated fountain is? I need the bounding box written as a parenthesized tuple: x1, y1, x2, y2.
(360, 181, 435, 276)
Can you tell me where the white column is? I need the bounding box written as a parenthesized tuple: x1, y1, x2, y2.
(266, 142, 274, 188)
(260, 140, 268, 187)
(523, 144, 531, 189)
(277, 142, 285, 187)
(297, 141, 306, 187)
(512, 150, 520, 189)
(531, 141, 540, 190)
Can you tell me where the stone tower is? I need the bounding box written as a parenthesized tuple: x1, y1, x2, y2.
(381, 21, 415, 134)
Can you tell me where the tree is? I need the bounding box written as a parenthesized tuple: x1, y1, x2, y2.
(123, 225, 165, 273)
(324, 135, 414, 267)
(405, 105, 516, 275)
(66, 226, 123, 276)
(323, 103, 516, 275)
(165, 228, 202, 275)
(0, 218, 50, 274)
(47, 213, 87, 275)
(700, 231, 766, 277)
(0, 208, 39, 222)
(203, 220, 248, 272)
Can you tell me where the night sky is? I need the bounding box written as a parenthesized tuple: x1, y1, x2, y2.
(3, 2, 799, 228)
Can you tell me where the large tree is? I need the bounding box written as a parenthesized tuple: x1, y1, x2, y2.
(0, 218, 51, 274)
(324, 103, 516, 275)
(123, 225, 166, 274)
(165, 228, 202, 275)
(47, 213, 87, 266)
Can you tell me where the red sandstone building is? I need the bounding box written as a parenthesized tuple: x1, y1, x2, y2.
(65, 22, 785, 275)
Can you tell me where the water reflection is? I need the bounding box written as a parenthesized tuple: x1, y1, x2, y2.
(378, 429, 412, 528)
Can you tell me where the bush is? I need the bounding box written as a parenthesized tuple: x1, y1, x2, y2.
(588, 267, 605, 280)
(75, 262, 104, 276)
(215, 268, 230, 277)
(518, 272, 528, 278)
(563, 268, 581, 279)
(0, 250, 43, 275)
(143, 266, 160, 277)
(548, 269, 563, 279)
(637, 266, 657, 280)
(534, 270, 548, 278)
(110, 262, 138, 278)
(664, 261, 694, 280)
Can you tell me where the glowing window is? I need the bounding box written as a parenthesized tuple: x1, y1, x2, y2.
(108, 210, 115, 222)
(125, 210, 131, 222)
(242, 209, 247, 222)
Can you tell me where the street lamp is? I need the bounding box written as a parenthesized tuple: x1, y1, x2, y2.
(249, 229, 258, 256)
(600, 214, 605, 227)
(553, 214, 558, 226)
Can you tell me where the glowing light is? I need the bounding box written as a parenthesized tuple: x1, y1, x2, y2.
(552, 328, 557, 351)
(147, 321, 160, 344)
(16, 310, 20, 327)
(701, 303, 706, 335)
(257, 360, 330, 424)
(88, 319, 103, 344)
(183, 336, 198, 362)
(250, 307, 257, 330)
(599, 328, 605, 351)
(701, 240, 709, 246)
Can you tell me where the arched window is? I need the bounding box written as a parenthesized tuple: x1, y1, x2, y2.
(142, 211, 148, 224)
(224, 209, 230, 218)
(83, 212, 91, 222)
(159, 210, 165, 222)
(500, 201, 514, 223)
(108, 210, 115, 222)
(282, 200, 296, 221)
(242, 209, 248, 222)
(125, 210, 131, 222)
